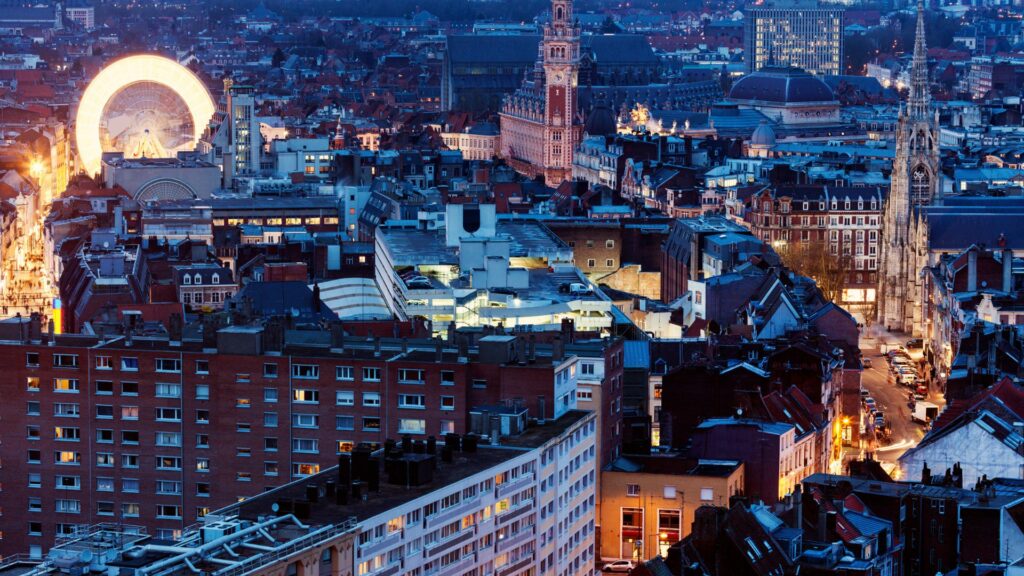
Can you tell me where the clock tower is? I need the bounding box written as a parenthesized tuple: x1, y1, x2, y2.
(541, 0, 581, 185)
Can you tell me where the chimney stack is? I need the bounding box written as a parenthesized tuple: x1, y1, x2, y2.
(552, 335, 565, 362)
(1004, 248, 1013, 293)
(968, 249, 978, 292)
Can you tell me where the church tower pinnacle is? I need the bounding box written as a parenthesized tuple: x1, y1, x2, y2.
(908, 0, 930, 121)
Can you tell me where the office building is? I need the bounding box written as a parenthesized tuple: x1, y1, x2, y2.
(743, 0, 845, 77)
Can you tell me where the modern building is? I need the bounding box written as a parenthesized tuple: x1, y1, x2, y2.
(1, 410, 598, 576)
(65, 2, 95, 30)
(0, 319, 607, 556)
(743, 0, 844, 77)
(101, 155, 221, 201)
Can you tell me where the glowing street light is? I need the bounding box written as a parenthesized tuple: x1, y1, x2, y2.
(28, 159, 43, 179)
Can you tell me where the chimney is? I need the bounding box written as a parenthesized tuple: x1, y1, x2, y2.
(552, 335, 564, 362)
(374, 337, 382, 358)
(793, 484, 803, 531)
(1004, 248, 1013, 293)
(458, 335, 469, 362)
(401, 338, 409, 355)
(435, 339, 444, 362)
(968, 249, 978, 292)
(330, 322, 345, 349)
(922, 461, 931, 485)
(824, 511, 837, 542)
(528, 334, 537, 363)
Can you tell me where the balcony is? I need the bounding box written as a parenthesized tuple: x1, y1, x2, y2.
(496, 473, 534, 499)
(360, 529, 402, 558)
(496, 526, 534, 554)
(425, 497, 480, 529)
(496, 501, 534, 526)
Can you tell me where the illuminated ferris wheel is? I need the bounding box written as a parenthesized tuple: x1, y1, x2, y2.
(75, 55, 216, 176)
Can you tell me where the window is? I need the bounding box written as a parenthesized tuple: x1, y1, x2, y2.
(96, 453, 114, 467)
(28, 473, 42, 488)
(96, 429, 112, 443)
(587, 259, 596, 267)
(157, 456, 182, 470)
(236, 447, 251, 457)
(53, 354, 78, 368)
(55, 426, 80, 441)
(263, 412, 278, 427)
(120, 357, 138, 371)
(156, 383, 181, 398)
(336, 415, 355, 430)
(96, 478, 113, 492)
(292, 413, 319, 428)
(606, 259, 615, 267)
(626, 484, 640, 496)
(336, 366, 354, 381)
(606, 239, 615, 249)
(581, 363, 595, 376)
(26, 352, 39, 367)
(441, 396, 455, 411)
(195, 384, 209, 400)
(363, 367, 381, 381)
(237, 423, 251, 433)
(264, 388, 278, 402)
(399, 419, 426, 434)
(27, 450, 40, 463)
(264, 438, 278, 452)
(97, 502, 113, 516)
(398, 394, 425, 409)
(55, 475, 80, 490)
(292, 364, 319, 379)
(26, 376, 39, 391)
(156, 481, 181, 495)
(196, 410, 210, 424)
(196, 458, 210, 472)
(363, 417, 381, 431)
(122, 503, 140, 517)
(157, 505, 181, 519)
(196, 483, 210, 497)
(121, 381, 138, 396)
(363, 392, 381, 407)
(156, 432, 181, 447)
(122, 477, 139, 491)
(196, 434, 209, 448)
(473, 379, 487, 389)
(54, 451, 80, 465)
(263, 364, 278, 378)
(54, 378, 79, 393)
(121, 431, 139, 445)
(292, 463, 320, 477)
(95, 380, 113, 395)
(156, 407, 181, 421)
(292, 438, 319, 453)
(398, 369, 424, 383)
(293, 389, 319, 403)
(54, 403, 79, 417)
(121, 406, 139, 420)
(195, 360, 209, 374)
(336, 391, 354, 406)
(441, 371, 455, 386)
(700, 488, 714, 501)
(156, 359, 181, 373)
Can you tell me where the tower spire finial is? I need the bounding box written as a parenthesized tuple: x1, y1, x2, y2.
(908, 0, 930, 120)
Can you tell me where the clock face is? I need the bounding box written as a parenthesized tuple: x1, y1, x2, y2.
(554, 72, 564, 83)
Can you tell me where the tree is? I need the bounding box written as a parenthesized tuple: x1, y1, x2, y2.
(775, 241, 851, 304)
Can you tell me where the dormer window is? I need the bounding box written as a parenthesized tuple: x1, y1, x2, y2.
(212, 274, 220, 285)
(844, 200, 851, 210)
(871, 199, 877, 210)
(183, 275, 191, 285)
(858, 199, 864, 210)
(193, 273, 202, 285)
(802, 202, 809, 211)
(831, 199, 837, 210)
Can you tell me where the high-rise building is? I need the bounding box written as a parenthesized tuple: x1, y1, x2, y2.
(877, 0, 938, 334)
(743, 0, 845, 77)
(225, 80, 261, 178)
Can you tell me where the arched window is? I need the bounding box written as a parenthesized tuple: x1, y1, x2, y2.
(556, 6, 563, 20)
(911, 166, 931, 205)
(211, 274, 220, 285)
(194, 273, 202, 285)
(182, 275, 191, 285)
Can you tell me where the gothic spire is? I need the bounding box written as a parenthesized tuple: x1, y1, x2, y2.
(908, 0, 930, 120)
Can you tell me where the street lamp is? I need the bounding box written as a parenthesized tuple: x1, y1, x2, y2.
(28, 159, 43, 179)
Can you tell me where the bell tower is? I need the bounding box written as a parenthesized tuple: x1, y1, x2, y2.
(541, 0, 581, 185)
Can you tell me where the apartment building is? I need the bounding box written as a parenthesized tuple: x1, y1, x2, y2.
(0, 317, 618, 557)
(5, 411, 599, 576)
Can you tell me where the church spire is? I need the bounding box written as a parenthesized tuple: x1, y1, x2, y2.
(908, 0, 930, 120)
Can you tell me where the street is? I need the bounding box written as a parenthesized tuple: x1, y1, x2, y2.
(856, 327, 946, 478)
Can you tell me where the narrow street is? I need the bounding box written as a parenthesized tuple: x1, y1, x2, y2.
(856, 328, 946, 479)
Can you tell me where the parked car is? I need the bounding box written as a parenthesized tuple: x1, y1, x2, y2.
(864, 397, 877, 412)
(863, 358, 872, 368)
(906, 338, 924, 349)
(874, 412, 885, 428)
(604, 560, 635, 573)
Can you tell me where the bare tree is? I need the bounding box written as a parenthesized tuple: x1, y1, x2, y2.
(775, 241, 851, 303)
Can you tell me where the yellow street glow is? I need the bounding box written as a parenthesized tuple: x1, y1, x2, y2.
(75, 54, 215, 176)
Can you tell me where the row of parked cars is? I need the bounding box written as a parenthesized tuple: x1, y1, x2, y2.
(887, 348, 928, 400)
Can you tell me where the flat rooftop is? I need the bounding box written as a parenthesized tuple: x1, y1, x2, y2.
(226, 410, 592, 526)
(378, 220, 572, 266)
